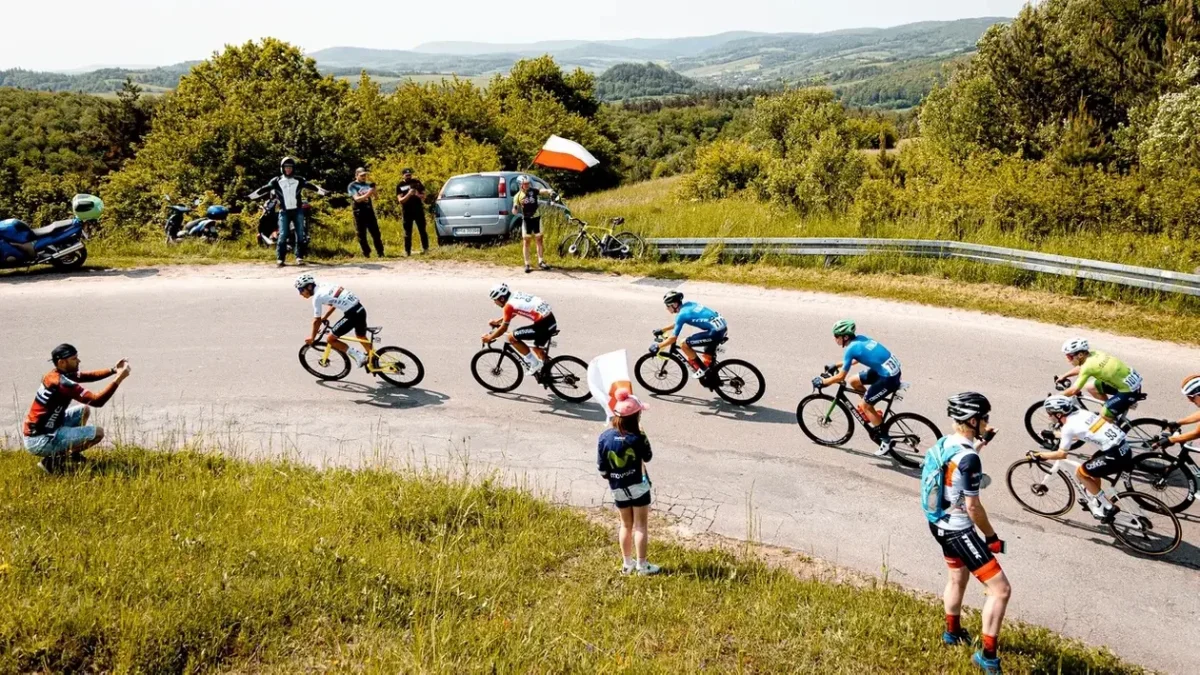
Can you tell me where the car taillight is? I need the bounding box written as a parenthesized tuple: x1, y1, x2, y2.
(498, 177, 507, 198)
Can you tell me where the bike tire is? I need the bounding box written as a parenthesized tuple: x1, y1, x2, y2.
(298, 342, 351, 381)
(470, 348, 524, 393)
(1005, 457, 1075, 517)
(1107, 491, 1182, 557)
(634, 352, 688, 395)
(614, 232, 647, 259)
(711, 358, 765, 406)
(1024, 400, 1084, 451)
(881, 412, 941, 469)
(373, 346, 425, 388)
(1129, 452, 1198, 514)
(1124, 418, 1167, 450)
(545, 355, 592, 403)
(795, 393, 855, 447)
(557, 232, 591, 258)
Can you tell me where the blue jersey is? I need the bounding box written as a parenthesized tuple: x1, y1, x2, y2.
(673, 301, 726, 335)
(842, 335, 900, 377)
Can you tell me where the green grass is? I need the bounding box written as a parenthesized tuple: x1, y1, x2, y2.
(0, 448, 1139, 673)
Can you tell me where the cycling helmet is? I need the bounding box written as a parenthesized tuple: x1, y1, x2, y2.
(947, 391, 991, 422)
(1042, 395, 1077, 416)
(489, 283, 511, 301)
(294, 273, 315, 290)
(832, 319, 856, 337)
(1182, 374, 1200, 398)
(1061, 337, 1089, 355)
(517, 175, 531, 185)
(281, 156, 296, 172)
(663, 290, 684, 306)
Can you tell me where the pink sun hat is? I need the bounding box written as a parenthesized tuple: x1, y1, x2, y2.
(612, 388, 647, 417)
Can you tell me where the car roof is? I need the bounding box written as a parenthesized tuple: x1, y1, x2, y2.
(445, 171, 545, 179)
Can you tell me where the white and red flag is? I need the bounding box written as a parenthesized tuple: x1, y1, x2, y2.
(587, 349, 632, 420)
(533, 135, 600, 173)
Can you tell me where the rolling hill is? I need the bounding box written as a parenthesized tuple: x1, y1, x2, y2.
(595, 62, 701, 101)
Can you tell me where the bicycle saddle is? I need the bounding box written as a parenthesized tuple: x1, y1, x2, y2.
(367, 326, 382, 334)
(1132, 392, 1148, 401)
(547, 327, 561, 337)
(610, 217, 625, 225)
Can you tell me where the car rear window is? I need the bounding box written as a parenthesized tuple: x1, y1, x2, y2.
(440, 176, 500, 199)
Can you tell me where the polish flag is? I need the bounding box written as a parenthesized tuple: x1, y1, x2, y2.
(587, 349, 632, 420)
(533, 135, 600, 173)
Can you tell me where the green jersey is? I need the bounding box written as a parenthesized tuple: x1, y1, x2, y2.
(1079, 350, 1142, 393)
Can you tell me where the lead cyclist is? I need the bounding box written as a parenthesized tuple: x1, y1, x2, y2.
(1057, 338, 1144, 422)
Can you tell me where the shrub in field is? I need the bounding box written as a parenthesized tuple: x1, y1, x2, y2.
(677, 140, 769, 200)
(370, 134, 502, 220)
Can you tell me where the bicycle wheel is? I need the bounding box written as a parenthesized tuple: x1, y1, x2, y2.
(614, 232, 647, 259)
(544, 355, 592, 403)
(299, 343, 351, 381)
(373, 346, 425, 388)
(1124, 418, 1166, 450)
(557, 232, 591, 258)
(1005, 458, 1074, 516)
(1129, 452, 1197, 513)
(796, 394, 855, 447)
(1024, 400, 1084, 450)
(709, 359, 765, 406)
(470, 348, 524, 393)
(634, 352, 687, 395)
(1107, 491, 1182, 557)
(881, 412, 942, 469)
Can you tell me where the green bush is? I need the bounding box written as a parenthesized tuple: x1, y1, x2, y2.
(676, 140, 769, 200)
(370, 134, 501, 220)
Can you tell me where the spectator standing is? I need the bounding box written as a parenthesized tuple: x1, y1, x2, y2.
(348, 168, 384, 258)
(512, 174, 554, 274)
(395, 168, 429, 256)
(249, 156, 328, 267)
(597, 389, 660, 576)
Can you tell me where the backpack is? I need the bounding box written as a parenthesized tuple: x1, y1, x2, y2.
(920, 437, 956, 524)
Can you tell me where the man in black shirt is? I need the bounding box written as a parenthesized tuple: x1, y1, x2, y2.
(348, 168, 384, 258)
(395, 168, 428, 256)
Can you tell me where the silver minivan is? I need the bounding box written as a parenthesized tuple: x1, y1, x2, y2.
(433, 171, 555, 244)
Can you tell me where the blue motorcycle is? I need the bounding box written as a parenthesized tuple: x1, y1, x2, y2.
(164, 195, 229, 243)
(0, 194, 100, 272)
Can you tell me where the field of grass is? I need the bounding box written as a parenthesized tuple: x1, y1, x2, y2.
(0, 447, 1138, 673)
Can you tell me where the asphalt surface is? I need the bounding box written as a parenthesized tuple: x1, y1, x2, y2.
(2, 261, 1198, 673)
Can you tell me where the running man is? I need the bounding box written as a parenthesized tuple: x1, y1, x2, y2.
(656, 290, 727, 379)
(482, 283, 557, 373)
(814, 319, 902, 455)
(1057, 338, 1143, 422)
(295, 273, 370, 369)
(1034, 395, 1132, 521)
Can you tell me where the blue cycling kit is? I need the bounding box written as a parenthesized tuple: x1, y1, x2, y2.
(841, 335, 900, 377)
(673, 301, 728, 346)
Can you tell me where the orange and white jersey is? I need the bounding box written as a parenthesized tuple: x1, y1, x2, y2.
(502, 291, 551, 323)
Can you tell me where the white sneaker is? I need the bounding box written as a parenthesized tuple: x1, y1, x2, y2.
(524, 355, 543, 373)
(348, 348, 368, 368)
(620, 562, 636, 575)
(636, 562, 661, 576)
(295, 258, 305, 266)
(692, 367, 707, 380)
(874, 438, 894, 457)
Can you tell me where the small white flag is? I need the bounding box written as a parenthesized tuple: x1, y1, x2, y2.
(587, 349, 632, 420)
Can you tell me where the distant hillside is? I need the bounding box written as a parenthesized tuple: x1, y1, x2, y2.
(0, 63, 193, 94)
(596, 63, 700, 101)
(412, 32, 765, 59)
(834, 55, 971, 110)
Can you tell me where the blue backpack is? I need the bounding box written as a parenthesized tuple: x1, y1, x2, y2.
(920, 437, 956, 524)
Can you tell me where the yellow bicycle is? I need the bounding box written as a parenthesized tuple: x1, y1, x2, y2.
(298, 322, 424, 388)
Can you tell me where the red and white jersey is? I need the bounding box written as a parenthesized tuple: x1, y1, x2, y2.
(502, 292, 551, 322)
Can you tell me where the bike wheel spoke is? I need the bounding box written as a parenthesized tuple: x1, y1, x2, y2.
(1006, 460, 1073, 516)
(1109, 493, 1181, 556)
(1128, 455, 1192, 512)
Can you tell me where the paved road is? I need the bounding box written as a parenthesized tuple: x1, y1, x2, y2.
(2, 262, 1197, 673)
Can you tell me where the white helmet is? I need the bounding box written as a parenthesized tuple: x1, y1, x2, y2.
(517, 175, 531, 185)
(1182, 375, 1200, 398)
(294, 273, 315, 290)
(1043, 395, 1077, 415)
(489, 283, 511, 301)
(1061, 338, 1089, 355)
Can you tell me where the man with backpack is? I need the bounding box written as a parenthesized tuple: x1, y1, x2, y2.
(921, 392, 1011, 675)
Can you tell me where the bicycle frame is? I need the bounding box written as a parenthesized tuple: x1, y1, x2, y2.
(315, 324, 395, 375)
(1035, 455, 1132, 501)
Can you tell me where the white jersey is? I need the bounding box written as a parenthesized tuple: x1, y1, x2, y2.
(502, 292, 551, 322)
(311, 283, 361, 317)
(1060, 409, 1125, 452)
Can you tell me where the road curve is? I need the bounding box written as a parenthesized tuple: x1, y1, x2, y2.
(2, 261, 1197, 673)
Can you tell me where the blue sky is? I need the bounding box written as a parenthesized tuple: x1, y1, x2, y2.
(1, 0, 1029, 71)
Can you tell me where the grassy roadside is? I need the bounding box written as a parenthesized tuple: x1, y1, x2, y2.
(0, 448, 1138, 673)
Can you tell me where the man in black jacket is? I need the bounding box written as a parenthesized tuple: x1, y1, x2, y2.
(250, 157, 329, 266)
(395, 168, 428, 256)
(348, 168, 384, 258)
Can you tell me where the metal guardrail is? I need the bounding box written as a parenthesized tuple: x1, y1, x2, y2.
(647, 237, 1200, 297)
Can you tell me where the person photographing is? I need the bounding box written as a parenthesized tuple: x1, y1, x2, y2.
(395, 168, 428, 256)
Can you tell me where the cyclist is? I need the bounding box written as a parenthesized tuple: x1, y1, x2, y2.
(512, 175, 555, 274)
(925, 392, 1009, 675)
(1152, 374, 1200, 450)
(1033, 395, 1131, 521)
(482, 283, 557, 373)
(656, 290, 726, 379)
(249, 157, 329, 267)
(1057, 338, 1143, 422)
(814, 319, 902, 456)
(22, 344, 132, 473)
(295, 273, 369, 369)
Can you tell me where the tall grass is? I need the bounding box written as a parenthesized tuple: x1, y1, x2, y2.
(0, 448, 1139, 673)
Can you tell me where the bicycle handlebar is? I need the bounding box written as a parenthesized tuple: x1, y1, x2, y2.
(1054, 377, 1072, 392)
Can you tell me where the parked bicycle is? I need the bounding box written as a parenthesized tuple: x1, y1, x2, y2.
(298, 322, 424, 388)
(555, 198, 646, 260)
(634, 329, 765, 406)
(1023, 377, 1164, 450)
(796, 363, 941, 469)
(1005, 452, 1182, 557)
(470, 327, 592, 403)
(1128, 430, 1199, 513)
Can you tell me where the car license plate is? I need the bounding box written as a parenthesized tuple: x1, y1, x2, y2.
(455, 227, 481, 236)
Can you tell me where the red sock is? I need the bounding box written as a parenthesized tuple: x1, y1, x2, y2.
(982, 634, 998, 659)
(945, 614, 961, 633)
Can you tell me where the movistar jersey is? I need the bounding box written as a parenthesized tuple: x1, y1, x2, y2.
(842, 334, 901, 377)
(597, 427, 653, 490)
(673, 301, 726, 335)
(1079, 350, 1141, 393)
